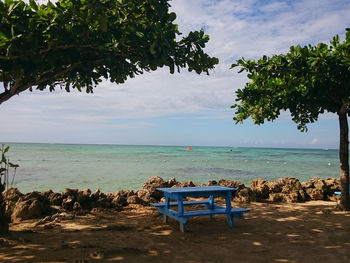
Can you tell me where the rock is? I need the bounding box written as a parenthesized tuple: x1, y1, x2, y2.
(91, 189, 106, 201)
(62, 196, 75, 211)
(76, 189, 91, 206)
(142, 176, 168, 200)
(269, 193, 285, 202)
(73, 202, 82, 211)
(127, 195, 141, 204)
(2, 187, 23, 203)
(284, 191, 299, 203)
(111, 194, 127, 207)
(62, 188, 78, 198)
(40, 189, 53, 198)
(48, 192, 63, 206)
(95, 198, 111, 209)
(207, 180, 218, 186)
(178, 180, 197, 187)
(250, 178, 270, 200)
(276, 177, 305, 202)
(302, 177, 331, 200)
(267, 181, 283, 193)
(167, 177, 178, 187)
(324, 178, 341, 199)
(305, 188, 324, 200)
(136, 189, 156, 204)
(11, 192, 51, 222)
(3, 188, 23, 216)
(234, 188, 252, 203)
(218, 179, 245, 190)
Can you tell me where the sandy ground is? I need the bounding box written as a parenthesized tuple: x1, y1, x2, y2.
(0, 200, 349, 263)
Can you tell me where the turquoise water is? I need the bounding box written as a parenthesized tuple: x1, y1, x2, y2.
(2, 143, 339, 193)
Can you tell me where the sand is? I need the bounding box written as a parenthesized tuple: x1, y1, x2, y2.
(0, 200, 349, 263)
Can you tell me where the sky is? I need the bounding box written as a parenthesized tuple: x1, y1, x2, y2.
(0, 0, 350, 149)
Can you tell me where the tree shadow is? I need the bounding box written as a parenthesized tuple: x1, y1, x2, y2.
(0, 201, 349, 262)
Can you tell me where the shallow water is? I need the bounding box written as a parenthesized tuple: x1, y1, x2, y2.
(3, 143, 339, 193)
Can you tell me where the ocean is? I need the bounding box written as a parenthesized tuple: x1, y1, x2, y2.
(2, 143, 339, 194)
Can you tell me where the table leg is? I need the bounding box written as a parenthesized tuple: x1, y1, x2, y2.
(177, 195, 186, 231)
(225, 192, 234, 227)
(208, 195, 214, 219)
(163, 196, 170, 223)
(180, 223, 186, 233)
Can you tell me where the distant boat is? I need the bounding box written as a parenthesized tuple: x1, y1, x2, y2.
(186, 147, 192, 150)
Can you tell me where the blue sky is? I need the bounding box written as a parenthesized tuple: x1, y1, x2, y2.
(0, 0, 349, 149)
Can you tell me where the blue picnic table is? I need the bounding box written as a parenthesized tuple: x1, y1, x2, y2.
(151, 186, 250, 232)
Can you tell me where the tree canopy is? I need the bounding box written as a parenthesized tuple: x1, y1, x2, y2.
(0, 0, 219, 104)
(231, 29, 350, 210)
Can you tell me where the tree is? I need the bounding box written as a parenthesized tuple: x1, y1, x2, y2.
(0, 0, 218, 233)
(0, 0, 219, 104)
(231, 29, 350, 210)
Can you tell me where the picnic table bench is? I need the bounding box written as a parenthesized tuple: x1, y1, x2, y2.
(151, 186, 250, 232)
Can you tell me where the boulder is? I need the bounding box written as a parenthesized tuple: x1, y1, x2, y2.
(127, 195, 141, 205)
(302, 177, 330, 200)
(207, 180, 218, 186)
(62, 196, 75, 211)
(218, 179, 245, 190)
(91, 189, 106, 201)
(137, 189, 156, 204)
(2, 187, 23, 203)
(167, 177, 179, 187)
(73, 201, 82, 211)
(142, 176, 168, 200)
(305, 188, 324, 200)
(177, 180, 197, 188)
(62, 188, 79, 199)
(324, 178, 341, 199)
(234, 188, 252, 203)
(48, 192, 63, 206)
(250, 178, 270, 200)
(76, 189, 91, 206)
(274, 177, 306, 202)
(269, 193, 285, 202)
(11, 192, 51, 222)
(111, 193, 128, 207)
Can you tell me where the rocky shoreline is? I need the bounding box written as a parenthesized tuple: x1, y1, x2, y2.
(2, 176, 341, 223)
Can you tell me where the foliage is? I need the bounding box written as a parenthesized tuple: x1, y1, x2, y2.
(0, 144, 19, 190)
(231, 29, 350, 209)
(231, 29, 350, 130)
(0, 0, 219, 104)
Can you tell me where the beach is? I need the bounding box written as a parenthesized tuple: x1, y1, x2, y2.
(0, 175, 349, 262)
(1, 200, 349, 262)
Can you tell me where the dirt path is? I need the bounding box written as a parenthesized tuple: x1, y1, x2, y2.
(0, 201, 349, 263)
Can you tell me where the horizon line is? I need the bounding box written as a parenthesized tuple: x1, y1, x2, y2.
(0, 141, 338, 151)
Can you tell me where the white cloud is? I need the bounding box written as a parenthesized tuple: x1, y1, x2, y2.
(311, 138, 318, 144)
(1, 0, 349, 145)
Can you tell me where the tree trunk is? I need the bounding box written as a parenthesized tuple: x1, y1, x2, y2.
(338, 110, 350, 210)
(0, 181, 9, 234)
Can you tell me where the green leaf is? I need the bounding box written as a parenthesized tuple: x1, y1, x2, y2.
(0, 31, 9, 41)
(4, 146, 10, 153)
(135, 31, 144, 38)
(29, 0, 38, 11)
(9, 162, 19, 168)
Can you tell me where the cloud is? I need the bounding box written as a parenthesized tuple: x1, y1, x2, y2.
(311, 138, 318, 144)
(1, 0, 349, 145)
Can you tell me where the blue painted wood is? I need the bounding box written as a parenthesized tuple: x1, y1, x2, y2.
(151, 200, 218, 207)
(158, 207, 188, 224)
(154, 186, 248, 232)
(157, 186, 236, 193)
(181, 208, 250, 217)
